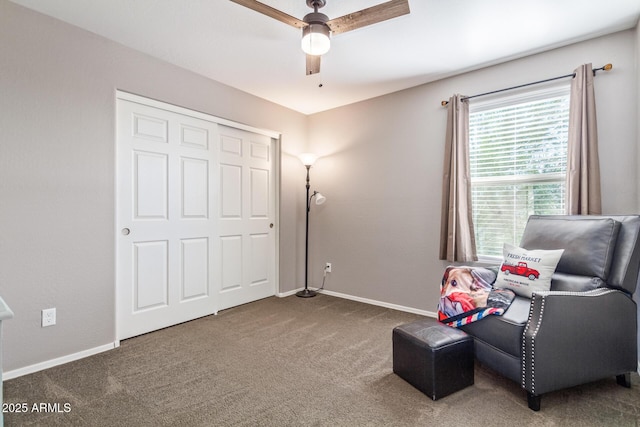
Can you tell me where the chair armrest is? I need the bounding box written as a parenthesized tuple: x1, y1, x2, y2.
(522, 288, 637, 396)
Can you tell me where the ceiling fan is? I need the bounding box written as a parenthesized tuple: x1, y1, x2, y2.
(230, 0, 410, 75)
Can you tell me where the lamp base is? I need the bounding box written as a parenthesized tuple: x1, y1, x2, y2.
(296, 289, 318, 298)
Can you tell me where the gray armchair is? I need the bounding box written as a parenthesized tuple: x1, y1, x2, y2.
(461, 215, 640, 411)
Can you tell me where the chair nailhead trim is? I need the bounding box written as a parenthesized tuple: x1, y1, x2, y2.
(524, 296, 545, 394)
(521, 288, 619, 394)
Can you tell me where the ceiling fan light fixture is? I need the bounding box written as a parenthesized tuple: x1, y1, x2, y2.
(231, 0, 410, 75)
(301, 23, 331, 56)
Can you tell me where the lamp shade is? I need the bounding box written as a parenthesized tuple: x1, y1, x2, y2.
(301, 24, 330, 56)
(314, 192, 327, 205)
(298, 152, 318, 167)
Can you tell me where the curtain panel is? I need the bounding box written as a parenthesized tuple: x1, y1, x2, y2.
(567, 63, 602, 214)
(439, 94, 477, 262)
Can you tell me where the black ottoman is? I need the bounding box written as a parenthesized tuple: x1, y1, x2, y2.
(393, 321, 474, 400)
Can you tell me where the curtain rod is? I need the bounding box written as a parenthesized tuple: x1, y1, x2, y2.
(440, 63, 612, 107)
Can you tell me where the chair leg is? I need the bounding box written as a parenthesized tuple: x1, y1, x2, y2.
(616, 373, 631, 388)
(527, 392, 541, 411)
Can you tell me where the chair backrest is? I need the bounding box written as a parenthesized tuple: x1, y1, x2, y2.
(520, 215, 640, 294)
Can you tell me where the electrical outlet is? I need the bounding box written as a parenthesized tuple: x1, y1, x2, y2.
(42, 308, 56, 327)
(325, 262, 332, 273)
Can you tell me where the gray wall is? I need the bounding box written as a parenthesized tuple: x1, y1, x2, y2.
(0, 1, 308, 373)
(1, 0, 638, 375)
(306, 29, 639, 313)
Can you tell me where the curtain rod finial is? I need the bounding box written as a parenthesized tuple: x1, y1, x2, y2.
(593, 63, 612, 76)
(441, 100, 449, 107)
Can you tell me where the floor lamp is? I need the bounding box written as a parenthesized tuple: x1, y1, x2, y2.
(297, 153, 326, 298)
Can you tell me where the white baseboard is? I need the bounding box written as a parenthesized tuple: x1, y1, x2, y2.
(320, 289, 437, 317)
(279, 287, 436, 318)
(4, 296, 636, 380)
(3, 342, 117, 381)
(276, 288, 300, 298)
(283, 288, 640, 375)
(4, 289, 431, 381)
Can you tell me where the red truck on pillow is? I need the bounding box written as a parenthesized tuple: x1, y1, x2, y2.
(501, 262, 540, 280)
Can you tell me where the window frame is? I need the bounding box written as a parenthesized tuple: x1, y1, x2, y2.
(468, 84, 571, 263)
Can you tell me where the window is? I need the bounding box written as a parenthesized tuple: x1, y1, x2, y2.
(468, 86, 570, 258)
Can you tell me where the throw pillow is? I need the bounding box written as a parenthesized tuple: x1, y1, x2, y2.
(494, 243, 564, 298)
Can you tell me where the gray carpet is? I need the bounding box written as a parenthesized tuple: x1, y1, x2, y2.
(5, 294, 640, 426)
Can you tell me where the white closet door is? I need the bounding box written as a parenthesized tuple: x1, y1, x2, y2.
(117, 98, 277, 340)
(217, 125, 276, 310)
(117, 100, 218, 339)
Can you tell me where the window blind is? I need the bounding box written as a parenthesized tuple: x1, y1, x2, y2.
(469, 92, 570, 257)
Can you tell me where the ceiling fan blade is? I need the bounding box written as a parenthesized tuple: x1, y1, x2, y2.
(306, 54, 321, 75)
(230, 0, 306, 29)
(326, 0, 410, 35)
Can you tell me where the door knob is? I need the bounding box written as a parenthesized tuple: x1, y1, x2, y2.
(121, 228, 131, 236)
(270, 223, 274, 228)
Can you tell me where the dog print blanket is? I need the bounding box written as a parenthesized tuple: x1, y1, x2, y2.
(438, 266, 515, 327)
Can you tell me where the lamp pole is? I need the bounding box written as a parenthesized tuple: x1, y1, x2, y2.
(297, 164, 317, 298)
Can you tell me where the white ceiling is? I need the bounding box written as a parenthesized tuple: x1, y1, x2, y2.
(10, 0, 640, 114)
